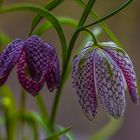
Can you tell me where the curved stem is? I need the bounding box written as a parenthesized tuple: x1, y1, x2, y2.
(68, 0, 134, 53)
(48, 0, 96, 129)
(75, 0, 123, 48)
(35, 94, 49, 124)
(0, 4, 67, 65)
(81, 28, 98, 45)
(29, 0, 64, 35)
(82, 0, 133, 29)
(35, 17, 78, 36)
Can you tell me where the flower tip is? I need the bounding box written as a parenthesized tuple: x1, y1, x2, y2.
(130, 90, 139, 104)
(110, 110, 124, 120)
(30, 92, 39, 97)
(133, 98, 139, 105)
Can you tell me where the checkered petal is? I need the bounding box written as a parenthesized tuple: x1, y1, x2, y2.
(17, 51, 45, 96)
(95, 50, 126, 119)
(0, 39, 24, 85)
(24, 35, 50, 82)
(72, 49, 98, 120)
(102, 42, 139, 104)
(44, 43, 60, 92)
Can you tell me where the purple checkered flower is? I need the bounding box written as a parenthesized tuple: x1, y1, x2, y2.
(72, 41, 139, 120)
(0, 35, 60, 96)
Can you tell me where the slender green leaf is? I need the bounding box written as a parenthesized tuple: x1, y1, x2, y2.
(16, 114, 72, 140)
(90, 118, 123, 140)
(0, 4, 67, 64)
(14, 111, 40, 140)
(16, 111, 50, 135)
(81, 0, 133, 29)
(36, 17, 78, 36)
(29, 0, 64, 35)
(64, 133, 75, 140)
(45, 127, 71, 140)
(78, 0, 96, 27)
(56, 125, 75, 140)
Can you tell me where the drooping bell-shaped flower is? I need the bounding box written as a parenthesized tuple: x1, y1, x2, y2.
(72, 41, 139, 120)
(0, 35, 60, 96)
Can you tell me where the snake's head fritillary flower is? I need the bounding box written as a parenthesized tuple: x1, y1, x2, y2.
(0, 35, 60, 96)
(72, 41, 139, 120)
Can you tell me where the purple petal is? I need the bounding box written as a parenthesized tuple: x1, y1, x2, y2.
(72, 49, 98, 120)
(102, 43, 139, 104)
(95, 50, 125, 119)
(17, 51, 45, 96)
(24, 35, 50, 82)
(0, 39, 24, 85)
(44, 43, 60, 92)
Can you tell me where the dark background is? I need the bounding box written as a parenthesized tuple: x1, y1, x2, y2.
(0, 0, 140, 140)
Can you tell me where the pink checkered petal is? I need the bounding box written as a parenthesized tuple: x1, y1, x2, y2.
(72, 49, 98, 120)
(0, 39, 24, 85)
(45, 43, 60, 92)
(103, 43, 139, 104)
(95, 50, 126, 119)
(24, 35, 50, 82)
(17, 51, 45, 96)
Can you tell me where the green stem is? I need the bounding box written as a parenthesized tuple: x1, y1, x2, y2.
(4, 110, 11, 140)
(4, 108, 16, 140)
(35, 94, 49, 124)
(48, 71, 66, 129)
(31, 122, 39, 140)
(20, 89, 26, 112)
(16, 111, 40, 140)
(68, 0, 134, 53)
(79, 28, 98, 45)
(1, 89, 17, 140)
(82, 0, 134, 29)
(78, 0, 96, 27)
(75, 0, 123, 48)
(48, 0, 96, 129)
(29, 0, 64, 35)
(90, 117, 123, 140)
(20, 89, 27, 140)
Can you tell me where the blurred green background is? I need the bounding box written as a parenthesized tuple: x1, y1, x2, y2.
(0, 0, 140, 140)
